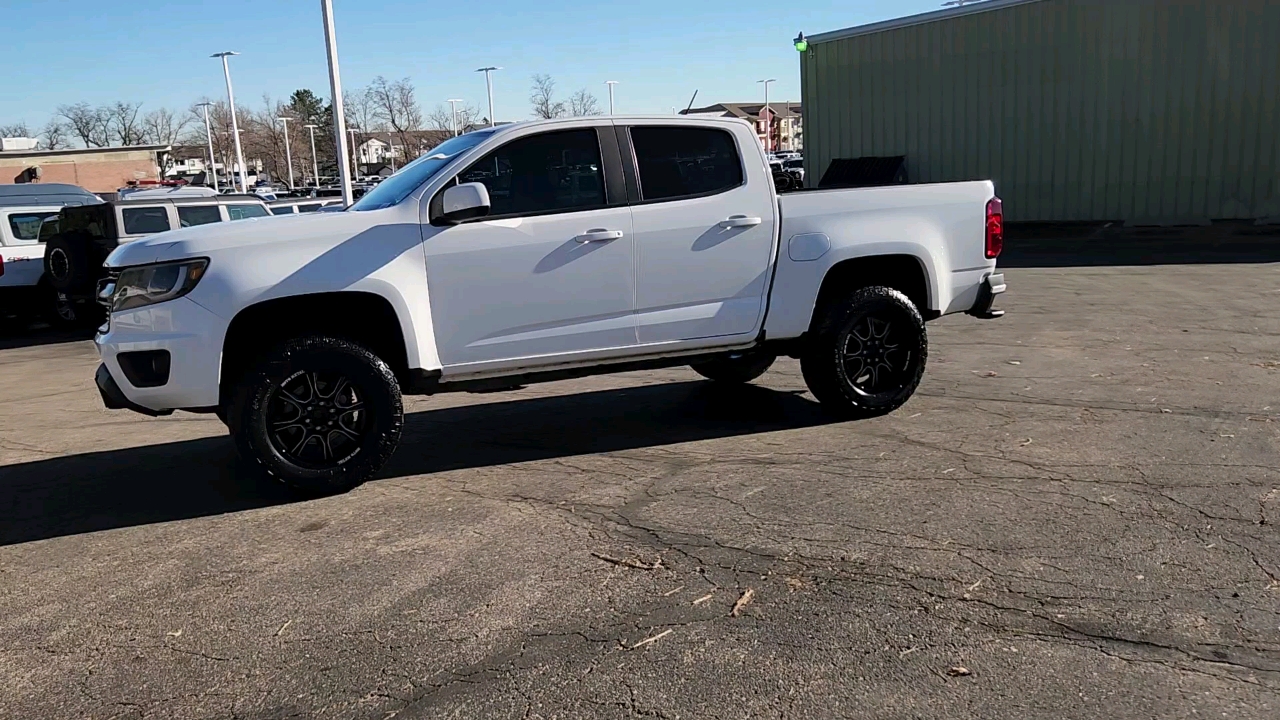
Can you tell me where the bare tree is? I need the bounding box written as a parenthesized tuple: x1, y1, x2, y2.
(108, 101, 146, 145)
(343, 87, 379, 133)
(142, 107, 191, 146)
(40, 120, 69, 150)
(0, 121, 32, 138)
(368, 76, 424, 160)
(427, 103, 482, 133)
(568, 89, 602, 117)
(529, 74, 566, 119)
(58, 103, 109, 147)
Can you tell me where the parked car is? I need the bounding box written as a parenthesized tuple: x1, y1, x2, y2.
(42, 194, 271, 326)
(0, 183, 103, 328)
(268, 198, 344, 215)
(93, 115, 1005, 494)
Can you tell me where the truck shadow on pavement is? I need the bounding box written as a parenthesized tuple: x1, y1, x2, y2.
(0, 381, 832, 546)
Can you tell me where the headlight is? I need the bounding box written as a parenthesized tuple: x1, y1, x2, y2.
(111, 259, 209, 313)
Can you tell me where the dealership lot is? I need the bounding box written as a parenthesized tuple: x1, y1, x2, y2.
(1, 254, 1278, 718)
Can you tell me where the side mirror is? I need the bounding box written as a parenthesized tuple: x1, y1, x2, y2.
(438, 182, 491, 224)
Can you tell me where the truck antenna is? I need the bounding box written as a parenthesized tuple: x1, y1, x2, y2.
(684, 90, 699, 115)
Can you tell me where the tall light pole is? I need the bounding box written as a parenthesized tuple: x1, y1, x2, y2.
(195, 101, 218, 192)
(605, 81, 619, 115)
(212, 52, 248, 192)
(320, 0, 353, 206)
(476, 67, 500, 127)
(757, 78, 776, 154)
(276, 116, 295, 190)
(447, 98, 464, 136)
(303, 123, 320, 187)
(348, 127, 359, 176)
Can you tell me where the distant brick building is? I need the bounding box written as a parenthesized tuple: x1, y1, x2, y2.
(0, 145, 169, 193)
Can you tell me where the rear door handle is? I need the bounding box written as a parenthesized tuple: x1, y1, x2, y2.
(719, 215, 762, 228)
(574, 228, 624, 243)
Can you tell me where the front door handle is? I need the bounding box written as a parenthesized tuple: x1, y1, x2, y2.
(574, 228, 624, 243)
(719, 215, 762, 229)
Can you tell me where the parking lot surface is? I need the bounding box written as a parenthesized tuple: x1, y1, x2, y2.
(2, 257, 1278, 718)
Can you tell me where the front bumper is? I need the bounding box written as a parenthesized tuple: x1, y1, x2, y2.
(95, 296, 227, 412)
(95, 364, 172, 417)
(967, 273, 1006, 319)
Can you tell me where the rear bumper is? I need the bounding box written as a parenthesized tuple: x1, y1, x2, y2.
(95, 363, 172, 417)
(967, 273, 1006, 319)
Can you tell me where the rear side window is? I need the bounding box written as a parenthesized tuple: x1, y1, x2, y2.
(269, 206, 295, 215)
(6, 211, 58, 244)
(630, 126, 743, 202)
(297, 203, 321, 213)
(178, 205, 223, 227)
(226, 204, 269, 220)
(121, 206, 171, 235)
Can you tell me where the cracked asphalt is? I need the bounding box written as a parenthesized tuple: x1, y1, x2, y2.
(2, 256, 1279, 719)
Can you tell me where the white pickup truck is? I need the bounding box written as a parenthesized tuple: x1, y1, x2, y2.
(95, 116, 1005, 494)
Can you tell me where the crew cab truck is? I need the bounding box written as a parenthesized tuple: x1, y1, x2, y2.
(94, 116, 1005, 494)
(0, 183, 103, 328)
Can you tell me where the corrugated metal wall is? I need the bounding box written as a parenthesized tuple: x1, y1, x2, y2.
(801, 0, 1280, 222)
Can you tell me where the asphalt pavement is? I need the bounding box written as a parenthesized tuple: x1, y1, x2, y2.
(1, 257, 1278, 719)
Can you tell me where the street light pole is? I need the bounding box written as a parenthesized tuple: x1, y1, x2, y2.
(320, 0, 354, 206)
(213, 52, 249, 192)
(757, 78, 776, 154)
(277, 116, 295, 190)
(348, 128, 359, 177)
(195, 101, 218, 192)
(303, 124, 320, 187)
(605, 81, 619, 115)
(476, 67, 500, 127)
(447, 98, 464, 136)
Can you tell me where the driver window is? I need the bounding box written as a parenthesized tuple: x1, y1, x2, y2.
(456, 129, 604, 218)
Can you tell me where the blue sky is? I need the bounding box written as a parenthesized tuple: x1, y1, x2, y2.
(4, 0, 944, 132)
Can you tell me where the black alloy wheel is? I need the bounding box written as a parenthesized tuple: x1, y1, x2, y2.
(231, 336, 403, 495)
(266, 370, 370, 468)
(801, 286, 927, 418)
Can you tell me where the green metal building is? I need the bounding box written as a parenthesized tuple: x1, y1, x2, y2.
(799, 0, 1280, 222)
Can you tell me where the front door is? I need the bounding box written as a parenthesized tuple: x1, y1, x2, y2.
(422, 127, 636, 371)
(625, 123, 778, 345)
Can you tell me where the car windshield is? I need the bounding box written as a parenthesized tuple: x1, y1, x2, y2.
(350, 130, 496, 211)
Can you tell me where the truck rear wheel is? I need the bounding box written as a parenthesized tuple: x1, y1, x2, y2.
(690, 352, 776, 384)
(801, 286, 927, 418)
(230, 336, 403, 495)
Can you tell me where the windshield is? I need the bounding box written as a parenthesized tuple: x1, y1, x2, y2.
(350, 130, 496, 211)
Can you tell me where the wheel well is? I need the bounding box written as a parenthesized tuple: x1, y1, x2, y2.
(220, 292, 410, 404)
(810, 255, 932, 331)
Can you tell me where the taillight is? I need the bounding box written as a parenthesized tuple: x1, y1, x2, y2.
(985, 197, 1003, 259)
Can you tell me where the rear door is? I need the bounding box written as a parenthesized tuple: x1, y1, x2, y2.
(0, 207, 60, 289)
(623, 122, 778, 344)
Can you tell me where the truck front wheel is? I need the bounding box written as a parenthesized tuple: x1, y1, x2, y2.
(231, 336, 403, 495)
(801, 286, 927, 419)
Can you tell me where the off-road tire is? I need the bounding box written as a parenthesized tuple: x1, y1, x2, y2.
(231, 336, 402, 495)
(800, 286, 927, 419)
(691, 352, 777, 384)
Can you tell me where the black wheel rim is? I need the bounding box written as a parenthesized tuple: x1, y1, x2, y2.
(840, 312, 914, 396)
(266, 370, 369, 468)
(49, 248, 69, 280)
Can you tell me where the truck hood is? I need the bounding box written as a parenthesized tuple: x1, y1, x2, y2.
(105, 211, 384, 267)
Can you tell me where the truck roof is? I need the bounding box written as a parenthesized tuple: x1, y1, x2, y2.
(479, 114, 751, 139)
(0, 183, 102, 208)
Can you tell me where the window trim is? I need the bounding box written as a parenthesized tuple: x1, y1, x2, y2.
(622, 125, 748, 206)
(429, 127, 618, 226)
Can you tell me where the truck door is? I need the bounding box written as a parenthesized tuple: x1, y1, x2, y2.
(623, 123, 778, 344)
(421, 125, 637, 370)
